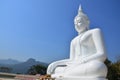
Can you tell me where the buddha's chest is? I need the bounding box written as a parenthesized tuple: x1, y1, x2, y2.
(73, 34, 96, 58)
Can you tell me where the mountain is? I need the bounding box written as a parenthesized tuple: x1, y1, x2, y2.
(0, 59, 21, 65)
(11, 58, 48, 74)
(0, 58, 48, 74)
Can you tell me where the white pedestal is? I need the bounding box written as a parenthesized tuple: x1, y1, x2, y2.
(55, 77, 108, 80)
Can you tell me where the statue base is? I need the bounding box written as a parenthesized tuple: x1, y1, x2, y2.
(55, 77, 108, 80)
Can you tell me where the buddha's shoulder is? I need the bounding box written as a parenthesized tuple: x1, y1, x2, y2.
(71, 35, 81, 44)
(71, 28, 101, 44)
(87, 28, 101, 33)
(71, 36, 78, 44)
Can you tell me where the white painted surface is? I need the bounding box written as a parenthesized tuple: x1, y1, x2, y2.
(47, 5, 108, 80)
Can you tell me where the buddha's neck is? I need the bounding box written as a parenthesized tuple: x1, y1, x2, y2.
(78, 29, 88, 35)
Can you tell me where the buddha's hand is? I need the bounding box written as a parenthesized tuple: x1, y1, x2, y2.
(79, 59, 86, 64)
(47, 59, 69, 74)
(47, 62, 57, 74)
(66, 61, 74, 65)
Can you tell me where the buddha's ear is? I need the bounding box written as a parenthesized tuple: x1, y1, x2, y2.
(86, 19, 90, 29)
(88, 20, 90, 24)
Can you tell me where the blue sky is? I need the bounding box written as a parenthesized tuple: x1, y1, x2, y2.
(0, 0, 120, 63)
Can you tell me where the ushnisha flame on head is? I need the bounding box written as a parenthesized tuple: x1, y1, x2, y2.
(78, 5, 87, 17)
(74, 5, 90, 33)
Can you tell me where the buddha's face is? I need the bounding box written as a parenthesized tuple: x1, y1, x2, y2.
(74, 16, 89, 33)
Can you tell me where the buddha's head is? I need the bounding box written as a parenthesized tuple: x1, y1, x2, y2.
(74, 5, 90, 34)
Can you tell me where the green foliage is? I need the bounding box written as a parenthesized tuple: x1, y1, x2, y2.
(27, 64, 47, 75)
(0, 66, 12, 73)
(105, 59, 120, 80)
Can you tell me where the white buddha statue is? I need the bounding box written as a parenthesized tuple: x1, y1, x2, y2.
(47, 5, 108, 80)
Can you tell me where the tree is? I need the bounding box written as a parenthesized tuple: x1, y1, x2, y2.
(27, 64, 47, 75)
(105, 59, 120, 80)
(0, 66, 12, 73)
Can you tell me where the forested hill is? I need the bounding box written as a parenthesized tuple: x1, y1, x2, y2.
(0, 58, 48, 74)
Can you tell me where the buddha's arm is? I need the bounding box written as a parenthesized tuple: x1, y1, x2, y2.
(81, 29, 107, 63)
(47, 40, 75, 74)
(70, 40, 75, 60)
(47, 59, 70, 74)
